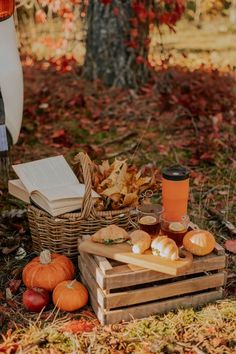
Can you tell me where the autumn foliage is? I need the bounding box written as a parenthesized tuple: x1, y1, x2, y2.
(23, 0, 185, 57)
(34, 0, 185, 27)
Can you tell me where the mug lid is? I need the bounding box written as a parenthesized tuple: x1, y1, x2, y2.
(162, 165, 189, 181)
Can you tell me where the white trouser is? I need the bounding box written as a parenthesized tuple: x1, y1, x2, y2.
(0, 15, 23, 144)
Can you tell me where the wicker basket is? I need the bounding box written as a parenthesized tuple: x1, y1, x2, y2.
(27, 152, 134, 259)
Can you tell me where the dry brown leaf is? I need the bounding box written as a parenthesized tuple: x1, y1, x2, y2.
(111, 201, 123, 210)
(110, 193, 122, 203)
(136, 176, 151, 187)
(120, 186, 128, 195)
(75, 156, 160, 211)
(123, 192, 138, 206)
(98, 160, 110, 175)
(102, 185, 121, 197)
(135, 170, 142, 180)
(116, 162, 128, 186)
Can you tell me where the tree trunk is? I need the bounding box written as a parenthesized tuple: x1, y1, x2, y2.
(83, 0, 149, 88)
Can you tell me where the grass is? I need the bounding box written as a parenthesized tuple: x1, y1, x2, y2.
(0, 300, 236, 353)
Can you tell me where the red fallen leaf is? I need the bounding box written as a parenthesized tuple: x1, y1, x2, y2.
(68, 94, 86, 107)
(200, 152, 215, 162)
(224, 240, 236, 254)
(61, 319, 99, 334)
(7, 280, 21, 295)
(113, 7, 119, 16)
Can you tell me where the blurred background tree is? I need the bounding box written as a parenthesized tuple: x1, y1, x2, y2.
(15, 0, 236, 85)
(16, 0, 185, 88)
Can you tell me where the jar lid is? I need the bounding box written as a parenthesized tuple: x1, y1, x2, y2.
(162, 165, 189, 181)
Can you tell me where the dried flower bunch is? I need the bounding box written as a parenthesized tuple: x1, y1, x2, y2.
(73, 154, 160, 211)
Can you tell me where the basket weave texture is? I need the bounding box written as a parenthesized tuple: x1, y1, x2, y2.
(27, 152, 134, 259)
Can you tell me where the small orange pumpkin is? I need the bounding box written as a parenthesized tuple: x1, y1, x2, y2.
(183, 229, 216, 256)
(22, 250, 75, 291)
(52, 279, 88, 312)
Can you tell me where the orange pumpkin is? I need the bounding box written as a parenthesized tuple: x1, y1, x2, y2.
(52, 279, 88, 312)
(22, 250, 75, 291)
(183, 229, 216, 256)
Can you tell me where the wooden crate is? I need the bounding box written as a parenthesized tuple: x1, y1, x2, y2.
(78, 244, 226, 325)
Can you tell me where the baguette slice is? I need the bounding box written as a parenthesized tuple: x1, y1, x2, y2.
(91, 225, 129, 244)
(130, 230, 151, 254)
(151, 236, 179, 260)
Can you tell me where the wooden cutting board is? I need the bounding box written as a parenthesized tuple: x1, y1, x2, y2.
(79, 240, 193, 275)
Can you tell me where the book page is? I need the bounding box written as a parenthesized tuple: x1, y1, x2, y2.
(31, 184, 99, 204)
(8, 179, 30, 203)
(12, 156, 79, 193)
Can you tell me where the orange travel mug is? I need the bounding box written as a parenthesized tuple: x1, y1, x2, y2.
(162, 165, 190, 221)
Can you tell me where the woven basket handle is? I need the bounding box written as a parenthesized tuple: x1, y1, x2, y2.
(76, 152, 96, 219)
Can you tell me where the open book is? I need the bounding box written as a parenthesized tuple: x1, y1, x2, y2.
(8, 155, 99, 216)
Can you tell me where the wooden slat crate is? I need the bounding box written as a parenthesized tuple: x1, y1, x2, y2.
(78, 244, 226, 325)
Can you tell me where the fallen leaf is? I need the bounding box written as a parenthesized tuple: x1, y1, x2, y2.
(61, 319, 98, 334)
(6, 299, 18, 309)
(7, 279, 21, 295)
(5, 288, 13, 300)
(224, 240, 236, 254)
(1, 245, 19, 255)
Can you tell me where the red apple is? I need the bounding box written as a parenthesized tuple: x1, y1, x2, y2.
(23, 287, 50, 312)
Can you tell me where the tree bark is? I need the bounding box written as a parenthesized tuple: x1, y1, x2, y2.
(83, 0, 149, 88)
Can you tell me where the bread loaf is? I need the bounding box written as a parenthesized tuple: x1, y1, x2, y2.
(130, 230, 151, 254)
(91, 225, 129, 244)
(151, 236, 179, 260)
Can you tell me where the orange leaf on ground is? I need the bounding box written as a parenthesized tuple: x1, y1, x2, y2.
(61, 319, 99, 334)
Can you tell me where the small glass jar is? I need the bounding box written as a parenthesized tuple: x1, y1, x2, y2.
(137, 204, 163, 237)
(160, 214, 190, 247)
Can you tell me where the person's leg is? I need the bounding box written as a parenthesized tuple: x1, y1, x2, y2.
(0, 91, 12, 180)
